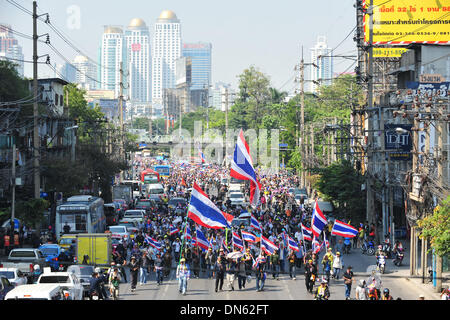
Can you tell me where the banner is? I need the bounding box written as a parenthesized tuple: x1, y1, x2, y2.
(364, 0, 450, 45)
(372, 47, 409, 57)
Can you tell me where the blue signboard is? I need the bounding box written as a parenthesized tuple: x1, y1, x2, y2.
(406, 82, 450, 97)
(384, 124, 412, 161)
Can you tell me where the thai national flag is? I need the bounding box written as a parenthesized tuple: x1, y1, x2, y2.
(184, 224, 192, 240)
(287, 236, 300, 252)
(169, 225, 179, 236)
(252, 255, 265, 269)
(221, 239, 229, 253)
(232, 232, 244, 250)
(250, 214, 261, 231)
(145, 235, 162, 251)
(323, 232, 330, 249)
(261, 235, 278, 255)
(230, 129, 262, 206)
(241, 231, 257, 243)
(311, 200, 328, 238)
(312, 236, 321, 254)
(331, 219, 358, 238)
(301, 224, 312, 241)
(198, 145, 206, 164)
(196, 226, 210, 251)
(188, 182, 230, 229)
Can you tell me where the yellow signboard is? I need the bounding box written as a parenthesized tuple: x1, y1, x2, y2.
(364, 0, 450, 45)
(372, 47, 409, 57)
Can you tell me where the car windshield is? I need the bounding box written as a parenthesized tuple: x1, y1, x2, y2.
(318, 202, 333, 212)
(230, 193, 243, 198)
(295, 195, 302, 199)
(59, 238, 75, 245)
(40, 248, 59, 256)
(109, 226, 126, 233)
(124, 212, 142, 217)
(168, 199, 186, 205)
(69, 266, 93, 276)
(0, 271, 15, 279)
(39, 276, 70, 283)
(136, 201, 151, 207)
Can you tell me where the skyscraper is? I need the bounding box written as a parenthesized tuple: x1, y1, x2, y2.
(151, 10, 182, 112)
(310, 36, 333, 93)
(0, 24, 24, 77)
(72, 55, 97, 90)
(125, 18, 151, 105)
(99, 26, 127, 98)
(182, 42, 211, 90)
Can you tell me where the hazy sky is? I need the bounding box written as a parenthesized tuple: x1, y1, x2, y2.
(1, 0, 357, 92)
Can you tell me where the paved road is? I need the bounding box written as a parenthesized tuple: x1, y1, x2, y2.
(116, 246, 430, 300)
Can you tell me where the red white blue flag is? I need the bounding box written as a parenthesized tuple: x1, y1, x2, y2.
(301, 224, 313, 241)
(232, 232, 244, 250)
(241, 230, 257, 243)
(250, 214, 261, 231)
(331, 219, 358, 238)
(311, 200, 328, 238)
(188, 182, 230, 229)
(145, 235, 162, 251)
(261, 235, 278, 255)
(196, 226, 209, 251)
(287, 236, 300, 252)
(169, 225, 179, 235)
(230, 129, 261, 206)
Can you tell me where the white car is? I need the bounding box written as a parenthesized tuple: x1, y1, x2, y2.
(122, 209, 145, 223)
(229, 192, 246, 206)
(36, 269, 84, 300)
(0, 268, 27, 287)
(107, 225, 131, 241)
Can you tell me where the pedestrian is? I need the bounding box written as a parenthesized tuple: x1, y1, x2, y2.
(288, 250, 297, 280)
(205, 248, 215, 278)
(332, 251, 344, 280)
(213, 255, 226, 292)
(154, 252, 164, 285)
(441, 287, 450, 300)
(129, 256, 140, 292)
(270, 248, 280, 280)
(226, 256, 237, 291)
(140, 251, 150, 285)
(322, 255, 332, 283)
(255, 253, 267, 292)
(343, 266, 354, 300)
(237, 256, 247, 290)
(314, 279, 330, 300)
(355, 279, 368, 300)
(176, 258, 190, 295)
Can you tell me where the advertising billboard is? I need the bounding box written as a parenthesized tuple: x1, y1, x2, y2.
(384, 123, 412, 161)
(363, 0, 450, 45)
(372, 47, 409, 57)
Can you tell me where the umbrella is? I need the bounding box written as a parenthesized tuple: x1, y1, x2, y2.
(227, 251, 244, 259)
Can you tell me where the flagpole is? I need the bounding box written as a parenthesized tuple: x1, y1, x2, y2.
(179, 183, 194, 266)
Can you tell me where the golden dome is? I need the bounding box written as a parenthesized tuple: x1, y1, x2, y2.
(128, 18, 146, 28)
(158, 10, 178, 21)
(104, 26, 123, 34)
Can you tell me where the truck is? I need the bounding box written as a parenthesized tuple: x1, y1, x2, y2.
(0, 248, 49, 279)
(112, 184, 133, 207)
(75, 233, 112, 267)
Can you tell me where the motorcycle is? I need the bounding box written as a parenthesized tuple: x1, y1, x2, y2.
(361, 240, 375, 255)
(343, 238, 351, 254)
(382, 242, 392, 259)
(89, 290, 99, 300)
(393, 248, 404, 266)
(377, 255, 386, 274)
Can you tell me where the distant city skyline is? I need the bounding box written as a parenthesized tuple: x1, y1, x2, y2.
(0, 0, 357, 93)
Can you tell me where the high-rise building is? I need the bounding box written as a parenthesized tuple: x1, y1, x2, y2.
(56, 62, 76, 83)
(99, 26, 127, 98)
(151, 10, 182, 114)
(182, 42, 211, 90)
(0, 24, 24, 77)
(310, 36, 333, 93)
(211, 82, 235, 112)
(125, 18, 151, 105)
(72, 55, 97, 90)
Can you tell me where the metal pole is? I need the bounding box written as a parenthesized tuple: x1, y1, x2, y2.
(300, 50, 305, 189)
(33, 0, 40, 199)
(10, 144, 16, 242)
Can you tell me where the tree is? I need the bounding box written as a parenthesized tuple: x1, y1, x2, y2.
(418, 196, 450, 257)
(315, 160, 366, 222)
(0, 60, 29, 103)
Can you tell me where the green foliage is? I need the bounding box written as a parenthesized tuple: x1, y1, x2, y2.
(316, 160, 366, 222)
(0, 60, 29, 102)
(418, 197, 450, 257)
(15, 198, 50, 228)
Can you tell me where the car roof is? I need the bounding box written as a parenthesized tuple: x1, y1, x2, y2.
(5, 283, 61, 297)
(0, 268, 20, 272)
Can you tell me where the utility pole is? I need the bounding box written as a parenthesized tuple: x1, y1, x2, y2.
(10, 144, 16, 243)
(119, 60, 124, 183)
(300, 50, 305, 189)
(32, 0, 40, 199)
(148, 104, 153, 139)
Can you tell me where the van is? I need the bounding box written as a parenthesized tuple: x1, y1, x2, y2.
(146, 183, 165, 195)
(4, 283, 67, 300)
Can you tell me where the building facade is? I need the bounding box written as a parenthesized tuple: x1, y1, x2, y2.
(310, 36, 333, 93)
(182, 42, 211, 90)
(72, 55, 97, 90)
(99, 26, 127, 98)
(0, 24, 24, 77)
(151, 10, 182, 115)
(125, 18, 151, 105)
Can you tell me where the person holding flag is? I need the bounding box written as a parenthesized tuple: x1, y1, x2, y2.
(255, 251, 267, 292)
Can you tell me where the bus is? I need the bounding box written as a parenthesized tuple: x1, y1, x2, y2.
(55, 195, 105, 240)
(140, 169, 160, 184)
(153, 165, 171, 177)
(121, 180, 142, 198)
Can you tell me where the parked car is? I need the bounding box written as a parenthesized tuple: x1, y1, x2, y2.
(122, 210, 145, 224)
(0, 268, 27, 287)
(66, 265, 95, 297)
(38, 244, 62, 271)
(36, 269, 84, 300)
(0, 248, 48, 278)
(4, 283, 67, 300)
(0, 275, 15, 299)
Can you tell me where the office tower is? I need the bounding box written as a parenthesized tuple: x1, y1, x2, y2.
(211, 82, 235, 111)
(99, 26, 127, 98)
(310, 36, 333, 93)
(151, 10, 182, 110)
(125, 18, 151, 104)
(182, 42, 211, 90)
(0, 24, 24, 77)
(72, 55, 97, 90)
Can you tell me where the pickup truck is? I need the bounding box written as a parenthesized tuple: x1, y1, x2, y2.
(0, 248, 49, 278)
(36, 269, 84, 300)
